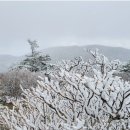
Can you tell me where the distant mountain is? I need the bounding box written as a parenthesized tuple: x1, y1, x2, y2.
(0, 45, 130, 72)
(42, 45, 130, 63)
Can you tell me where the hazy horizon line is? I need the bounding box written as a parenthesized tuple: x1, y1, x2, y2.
(1, 44, 130, 57)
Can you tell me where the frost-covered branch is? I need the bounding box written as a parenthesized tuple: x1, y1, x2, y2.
(1, 50, 130, 130)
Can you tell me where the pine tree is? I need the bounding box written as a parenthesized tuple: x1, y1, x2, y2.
(17, 39, 51, 72)
(121, 61, 130, 73)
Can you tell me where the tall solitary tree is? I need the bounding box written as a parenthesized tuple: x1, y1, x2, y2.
(16, 39, 51, 72)
(28, 39, 39, 57)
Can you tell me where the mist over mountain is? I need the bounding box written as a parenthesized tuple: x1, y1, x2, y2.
(0, 45, 130, 72)
(42, 45, 130, 62)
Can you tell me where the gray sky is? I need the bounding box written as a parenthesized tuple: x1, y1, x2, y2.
(0, 1, 130, 56)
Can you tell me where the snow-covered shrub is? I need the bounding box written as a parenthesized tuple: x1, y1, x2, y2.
(1, 50, 130, 130)
(114, 71, 130, 82)
(0, 69, 38, 98)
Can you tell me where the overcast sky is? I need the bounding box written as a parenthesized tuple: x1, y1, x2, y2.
(0, 1, 130, 56)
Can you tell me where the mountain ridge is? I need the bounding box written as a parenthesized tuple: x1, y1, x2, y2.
(42, 45, 130, 62)
(0, 45, 130, 72)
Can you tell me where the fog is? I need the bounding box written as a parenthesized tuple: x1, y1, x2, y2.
(0, 1, 130, 55)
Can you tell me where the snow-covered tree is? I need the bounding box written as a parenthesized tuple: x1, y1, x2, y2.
(121, 61, 130, 73)
(28, 39, 39, 57)
(1, 50, 130, 130)
(15, 39, 51, 72)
